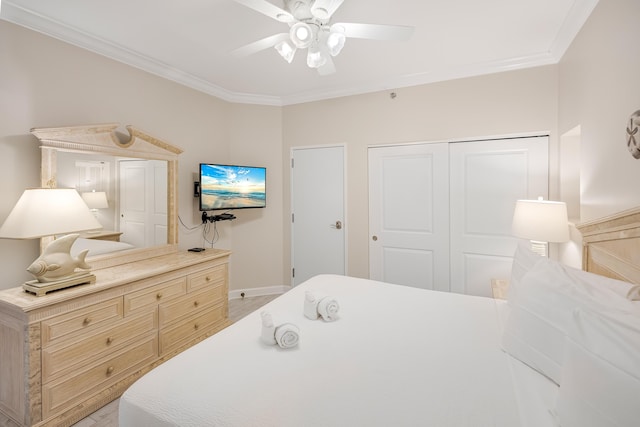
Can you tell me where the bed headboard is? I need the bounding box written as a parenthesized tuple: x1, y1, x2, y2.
(576, 206, 640, 284)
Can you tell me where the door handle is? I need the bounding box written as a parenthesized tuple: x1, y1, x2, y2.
(330, 220, 343, 230)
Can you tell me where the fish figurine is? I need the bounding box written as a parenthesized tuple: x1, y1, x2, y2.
(27, 234, 91, 283)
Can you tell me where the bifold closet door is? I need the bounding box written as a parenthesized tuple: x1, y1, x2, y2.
(369, 136, 548, 295)
(368, 143, 450, 291)
(449, 136, 549, 296)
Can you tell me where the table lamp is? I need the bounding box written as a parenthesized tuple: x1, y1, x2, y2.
(0, 188, 102, 295)
(512, 198, 569, 256)
(81, 191, 109, 233)
(82, 190, 109, 214)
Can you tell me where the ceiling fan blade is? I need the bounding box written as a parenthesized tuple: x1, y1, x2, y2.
(311, 0, 345, 20)
(232, 0, 295, 23)
(231, 33, 290, 58)
(334, 22, 415, 41)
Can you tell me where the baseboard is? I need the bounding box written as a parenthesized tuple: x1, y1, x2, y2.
(229, 285, 290, 300)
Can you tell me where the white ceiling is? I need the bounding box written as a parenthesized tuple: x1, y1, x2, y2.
(1, 0, 599, 106)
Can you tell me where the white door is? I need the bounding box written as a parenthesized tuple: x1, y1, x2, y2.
(368, 143, 450, 291)
(449, 136, 549, 296)
(291, 146, 345, 285)
(119, 160, 167, 247)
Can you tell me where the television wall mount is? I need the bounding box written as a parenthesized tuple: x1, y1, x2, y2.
(202, 212, 236, 223)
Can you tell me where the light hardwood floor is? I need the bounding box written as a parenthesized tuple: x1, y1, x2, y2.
(70, 294, 280, 427)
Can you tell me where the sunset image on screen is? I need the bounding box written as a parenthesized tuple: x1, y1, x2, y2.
(200, 164, 266, 210)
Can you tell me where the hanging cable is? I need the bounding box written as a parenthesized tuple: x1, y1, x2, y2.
(202, 220, 220, 248)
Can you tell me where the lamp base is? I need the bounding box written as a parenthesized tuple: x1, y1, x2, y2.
(530, 240, 548, 257)
(23, 273, 96, 296)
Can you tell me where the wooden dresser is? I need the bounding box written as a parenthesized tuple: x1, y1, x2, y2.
(0, 249, 231, 427)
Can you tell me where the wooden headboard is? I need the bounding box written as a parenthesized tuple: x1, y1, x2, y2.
(576, 206, 640, 284)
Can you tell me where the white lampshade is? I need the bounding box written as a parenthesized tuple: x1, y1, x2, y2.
(0, 188, 102, 239)
(512, 199, 569, 243)
(327, 25, 346, 56)
(82, 191, 109, 209)
(307, 44, 327, 68)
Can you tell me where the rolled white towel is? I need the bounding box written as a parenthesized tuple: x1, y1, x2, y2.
(317, 296, 340, 321)
(260, 311, 277, 345)
(628, 285, 640, 301)
(274, 323, 300, 349)
(304, 290, 320, 320)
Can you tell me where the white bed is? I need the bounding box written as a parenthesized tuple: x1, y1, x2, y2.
(119, 208, 640, 427)
(71, 237, 135, 257)
(120, 274, 558, 427)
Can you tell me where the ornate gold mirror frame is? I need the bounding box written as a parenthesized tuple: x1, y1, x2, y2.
(33, 123, 182, 269)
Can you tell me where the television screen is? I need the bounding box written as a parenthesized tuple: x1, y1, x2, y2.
(199, 163, 266, 211)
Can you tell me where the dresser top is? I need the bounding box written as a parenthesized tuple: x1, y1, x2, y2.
(0, 249, 231, 313)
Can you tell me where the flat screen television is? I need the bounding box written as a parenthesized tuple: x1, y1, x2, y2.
(199, 163, 266, 211)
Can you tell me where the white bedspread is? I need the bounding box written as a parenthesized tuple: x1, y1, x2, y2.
(119, 274, 558, 427)
(71, 237, 134, 257)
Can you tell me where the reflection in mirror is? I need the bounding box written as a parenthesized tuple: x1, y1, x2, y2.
(33, 123, 182, 269)
(56, 151, 169, 252)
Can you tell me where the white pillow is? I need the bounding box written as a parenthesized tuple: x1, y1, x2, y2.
(561, 263, 640, 301)
(502, 258, 638, 384)
(555, 306, 640, 427)
(508, 240, 544, 303)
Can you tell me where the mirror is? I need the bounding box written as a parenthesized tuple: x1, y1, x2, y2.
(34, 123, 182, 269)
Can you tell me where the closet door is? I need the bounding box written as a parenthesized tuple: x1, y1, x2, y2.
(368, 143, 450, 291)
(119, 160, 168, 247)
(449, 136, 548, 296)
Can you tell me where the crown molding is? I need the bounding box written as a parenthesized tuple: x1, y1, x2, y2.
(1, 0, 599, 107)
(0, 1, 284, 106)
(279, 51, 560, 105)
(547, 0, 600, 62)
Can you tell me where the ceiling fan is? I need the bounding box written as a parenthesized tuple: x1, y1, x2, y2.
(231, 0, 414, 75)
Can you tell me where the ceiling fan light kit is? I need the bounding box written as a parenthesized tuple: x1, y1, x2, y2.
(290, 22, 314, 48)
(275, 40, 296, 63)
(326, 25, 346, 56)
(232, 0, 414, 74)
(307, 44, 327, 68)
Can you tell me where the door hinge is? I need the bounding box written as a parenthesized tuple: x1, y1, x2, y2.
(292, 213, 295, 223)
(291, 158, 294, 168)
(292, 268, 295, 278)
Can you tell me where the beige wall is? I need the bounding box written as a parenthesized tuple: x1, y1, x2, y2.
(282, 67, 559, 280)
(558, 0, 640, 221)
(0, 21, 283, 291)
(227, 103, 284, 292)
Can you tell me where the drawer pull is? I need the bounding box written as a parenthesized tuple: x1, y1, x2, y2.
(194, 323, 199, 330)
(106, 366, 114, 376)
(83, 317, 92, 326)
(194, 301, 199, 307)
(156, 292, 163, 300)
(106, 337, 114, 345)
(206, 276, 211, 282)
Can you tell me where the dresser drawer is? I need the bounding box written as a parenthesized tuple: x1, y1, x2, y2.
(42, 310, 157, 383)
(188, 264, 226, 292)
(159, 284, 226, 328)
(42, 334, 157, 418)
(41, 297, 123, 346)
(159, 303, 226, 355)
(124, 277, 186, 315)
